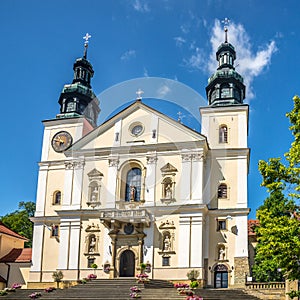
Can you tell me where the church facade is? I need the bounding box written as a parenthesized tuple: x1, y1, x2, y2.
(29, 34, 250, 288)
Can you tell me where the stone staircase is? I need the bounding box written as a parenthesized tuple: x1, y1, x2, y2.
(1, 279, 260, 299)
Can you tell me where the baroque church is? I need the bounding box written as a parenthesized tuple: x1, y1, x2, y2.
(29, 30, 250, 289)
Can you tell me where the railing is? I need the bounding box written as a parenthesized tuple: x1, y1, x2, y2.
(246, 282, 285, 289)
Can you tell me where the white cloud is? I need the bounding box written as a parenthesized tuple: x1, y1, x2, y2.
(174, 36, 186, 47)
(120, 50, 136, 61)
(157, 85, 171, 98)
(183, 47, 205, 70)
(143, 67, 149, 77)
(132, 0, 150, 13)
(208, 19, 277, 99)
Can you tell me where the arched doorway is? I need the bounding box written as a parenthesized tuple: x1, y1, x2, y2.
(119, 250, 135, 277)
(214, 264, 228, 288)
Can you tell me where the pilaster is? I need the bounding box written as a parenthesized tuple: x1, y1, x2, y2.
(145, 152, 157, 206)
(35, 165, 48, 217)
(191, 152, 204, 203)
(106, 155, 119, 208)
(180, 151, 192, 202)
(178, 216, 191, 267)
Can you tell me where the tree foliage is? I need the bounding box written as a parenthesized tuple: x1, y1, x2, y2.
(0, 201, 35, 248)
(253, 96, 300, 282)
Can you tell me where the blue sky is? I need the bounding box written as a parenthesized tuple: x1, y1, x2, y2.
(0, 0, 299, 218)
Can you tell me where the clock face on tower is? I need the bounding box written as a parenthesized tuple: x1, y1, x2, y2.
(51, 131, 73, 152)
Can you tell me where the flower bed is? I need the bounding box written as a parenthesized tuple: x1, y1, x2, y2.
(28, 292, 41, 299)
(87, 273, 97, 279)
(45, 287, 56, 293)
(12, 283, 22, 289)
(136, 273, 149, 283)
(185, 296, 203, 300)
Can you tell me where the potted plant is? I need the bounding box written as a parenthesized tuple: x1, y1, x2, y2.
(140, 262, 146, 273)
(52, 271, 63, 288)
(91, 263, 98, 275)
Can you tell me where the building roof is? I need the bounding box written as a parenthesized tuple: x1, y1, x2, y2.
(0, 248, 32, 263)
(0, 222, 28, 241)
(248, 219, 259, 236)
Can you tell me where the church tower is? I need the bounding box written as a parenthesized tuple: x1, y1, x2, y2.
(56, 33, 100, 128)
(200, 20, 250, 287)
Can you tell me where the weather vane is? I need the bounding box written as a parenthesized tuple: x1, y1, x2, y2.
(136, 88, 144, 100)
(83, 33, 91, 58)
(221, 18, 230, 42)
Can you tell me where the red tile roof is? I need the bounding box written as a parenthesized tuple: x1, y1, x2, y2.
(248, 219, 259, 236)
(0, 248, 32, 263)
(0, 222, 28, 240)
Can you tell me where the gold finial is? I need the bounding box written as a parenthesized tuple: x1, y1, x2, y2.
(83, 33, 91, 58)
(221, 18, 230, 43)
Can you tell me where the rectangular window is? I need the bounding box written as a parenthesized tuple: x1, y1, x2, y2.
(217, 220, 226, 231)
(162, 256, 170, 266)
(51, 225, 59, 237)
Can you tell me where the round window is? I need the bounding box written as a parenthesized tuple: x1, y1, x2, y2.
(130, 123, 144, 136)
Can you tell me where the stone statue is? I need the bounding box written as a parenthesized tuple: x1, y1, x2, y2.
(89, 237, 96, 253)
(165, 184, 172, 199)
(90, 187, 98, 202)
(163, 235, 171, 251)
(219, 247, 225, 260)
(130, 186, 136, 201)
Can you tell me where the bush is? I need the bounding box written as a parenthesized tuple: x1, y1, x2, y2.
(187, 269, 200, 281)
(190, 281, 199, 289)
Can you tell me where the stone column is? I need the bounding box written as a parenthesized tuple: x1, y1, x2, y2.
(62, 161, 74, 209)
(68, 219, 81, 271)
(180, 152, 192, 203)
(35, 165, 48, 217)
(178, 215, 191, 267)
(145, 153, 157, 206)
(106, 156, 119, 208)
(190, 215, 203, 267)
(110, 235, 117, 279)
(191, 152, 204, 203)
(29, 222, 44, 281)
(58, 221, 70, 270)
(71, 160, 85, 209)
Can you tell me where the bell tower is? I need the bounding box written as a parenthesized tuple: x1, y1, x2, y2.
(56, 33, 100, 128)
(205, 20, 245, 107)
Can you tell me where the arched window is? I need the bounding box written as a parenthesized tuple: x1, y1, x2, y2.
(125, 168, 141, 201)
(219, 125, 228, 143)
(218, 184, 227, 199)
(53, 191, 61, 205)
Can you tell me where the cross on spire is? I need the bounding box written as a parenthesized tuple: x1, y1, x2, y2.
(221, 18, 230, 42)
(136, 88, 144, 100)
(83, 33, 91, 59)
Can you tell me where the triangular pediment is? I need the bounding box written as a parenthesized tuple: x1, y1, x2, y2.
(160, 163, 178, 173)
(87, 168, 103, 178)
(68, 101, 207, 154)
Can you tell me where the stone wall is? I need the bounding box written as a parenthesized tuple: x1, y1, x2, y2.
(234, 257, 249, 286)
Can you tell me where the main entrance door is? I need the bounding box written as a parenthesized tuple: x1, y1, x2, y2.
(119, 250, 135, 277)
(214, 264, 228, 288)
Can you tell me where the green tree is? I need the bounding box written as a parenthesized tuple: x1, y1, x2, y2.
(0, 201, 35, 248)
(253, 95, 300, 282)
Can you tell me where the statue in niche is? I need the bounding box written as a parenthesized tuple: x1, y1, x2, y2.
(163, 235, 171, 252)
(165, 184, 172, 199)
(218, 247, 225, 260)
(130, 186, 136, 201)
(89, 236, 96, 253)
(90, 186, 98, 202)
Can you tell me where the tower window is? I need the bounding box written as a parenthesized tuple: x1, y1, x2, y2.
(219, 125, 228, 143)
(125, 168, 141, 201)
(217, 220, 226, 231)
(53, 191, 61, 205)
(218, 183, 227, 199)
(51, 225, 59, 237)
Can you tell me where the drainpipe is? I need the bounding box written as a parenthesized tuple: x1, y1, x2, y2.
(4, 263, 10, 288)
